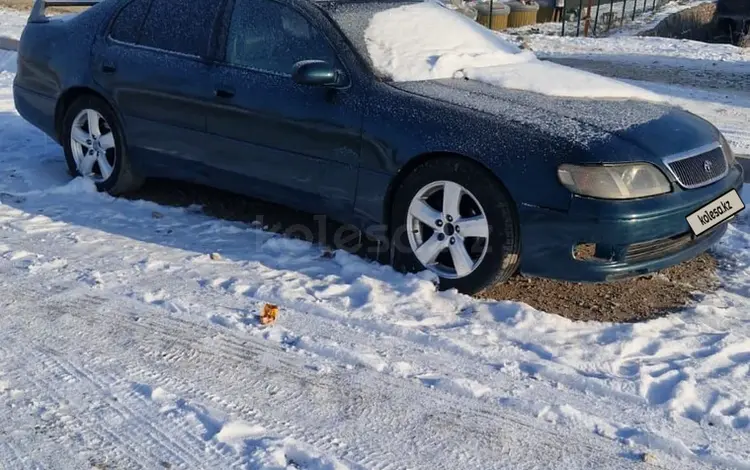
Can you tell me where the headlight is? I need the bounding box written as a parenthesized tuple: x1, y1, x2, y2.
(558, 163, 671, 200)
(719, 134, 736, 165)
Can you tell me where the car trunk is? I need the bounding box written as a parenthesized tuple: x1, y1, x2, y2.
(29, 0, 100, 24)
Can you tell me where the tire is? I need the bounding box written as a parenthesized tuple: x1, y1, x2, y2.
(61, 94, 143, 195)
(390, 157, 520, 294)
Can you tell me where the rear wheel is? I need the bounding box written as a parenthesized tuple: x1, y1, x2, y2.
(61, 95, 143, 195)
(391, 157, 520, 294)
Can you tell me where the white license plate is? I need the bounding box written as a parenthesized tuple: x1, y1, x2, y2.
(686, 189, 745, 236)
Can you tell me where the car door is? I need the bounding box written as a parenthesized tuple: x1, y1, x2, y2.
(91, 0, 226, 180)
(203, 0, 363, 217)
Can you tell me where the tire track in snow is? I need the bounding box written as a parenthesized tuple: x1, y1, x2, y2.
(0, 437, 27, 470)
(26, 289, 387, 469)
(196, 274, 658, 411)
(0, 345, 147, 469)
(0, 370, 27, 469)
(33, 346, 213, 470)
(15, 284, 654, 470)
(0, 315, 228, 469)
(91, 309, 395, 469)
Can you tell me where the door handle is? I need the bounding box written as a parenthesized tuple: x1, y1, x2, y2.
(101, 61, 117, 74)
(214, 87, 235, 99)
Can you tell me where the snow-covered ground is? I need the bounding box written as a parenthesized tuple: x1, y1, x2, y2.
(497, 0, 750, 98)
(520, 35, 750, 69)
(1, 4, 750, 470)
(0, 7, 25, 39)
(632, 80, 750, 156)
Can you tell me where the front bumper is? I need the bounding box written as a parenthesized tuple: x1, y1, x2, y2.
(519, 163, 744, 282)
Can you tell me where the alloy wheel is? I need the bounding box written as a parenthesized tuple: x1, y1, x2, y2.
(406, 181, 490, 279)
(69, 108, 116, 182)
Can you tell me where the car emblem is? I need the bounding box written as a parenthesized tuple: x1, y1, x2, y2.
(703, 160, 713, 173)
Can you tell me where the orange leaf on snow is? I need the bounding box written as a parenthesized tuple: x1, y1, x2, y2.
(260, 304, 279, 325)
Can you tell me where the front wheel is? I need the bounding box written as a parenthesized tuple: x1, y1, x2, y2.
(61, 95, 143, 195)
(391, 157, 520, 294)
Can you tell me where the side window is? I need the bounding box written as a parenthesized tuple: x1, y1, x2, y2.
(109, 0, 150, 44)
(226, 0, 337, 74)
(138, 0, 223, 56)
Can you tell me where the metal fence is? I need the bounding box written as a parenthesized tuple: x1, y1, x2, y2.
(560, 0, 669, 37)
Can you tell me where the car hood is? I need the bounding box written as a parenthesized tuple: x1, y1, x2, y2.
(390, 78, 721, 161)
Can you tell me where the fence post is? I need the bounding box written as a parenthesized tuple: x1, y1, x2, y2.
(642, 0, 647, 14)
(621, 0, 627, 26)
(651, 0, 656, 10)
(489, 0, 494, 30)
(632, 0, 637, 20)
(592, 0, 602, 36)
(607, 0, 614, 31)
(576, 0, 584, 36)
(583, 0, 593, 36)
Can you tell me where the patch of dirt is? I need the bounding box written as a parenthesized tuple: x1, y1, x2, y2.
(130, 178, 720, 324)
(479, 253, 719, 322)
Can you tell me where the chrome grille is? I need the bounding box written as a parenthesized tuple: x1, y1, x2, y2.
(666, 145, 727, 189)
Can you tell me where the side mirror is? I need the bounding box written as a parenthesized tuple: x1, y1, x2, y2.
(292, 60, 347, 88)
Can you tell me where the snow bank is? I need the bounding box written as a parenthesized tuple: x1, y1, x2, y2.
(523, 35, 750, 67)
(0, 8, 26, 41)
(364, 1, 663, 102)
(0, 49, 16, 74)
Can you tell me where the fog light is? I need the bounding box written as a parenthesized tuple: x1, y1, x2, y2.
(573, 243, 597, 261)
(573, 243, 616, 262)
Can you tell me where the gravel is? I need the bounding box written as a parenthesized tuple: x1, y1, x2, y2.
(479, 253, 718, 322)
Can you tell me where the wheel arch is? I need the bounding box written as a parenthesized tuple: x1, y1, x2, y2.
(383, 152, 519, 237)
(55, 86, 119, 141)
(55, 85, 144, 194)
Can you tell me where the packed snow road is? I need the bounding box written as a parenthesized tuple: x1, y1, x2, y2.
(1, 55, 750, 470)
(1, 281, 643, 470)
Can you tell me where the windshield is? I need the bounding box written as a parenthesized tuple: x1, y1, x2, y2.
(325, 1, 530, 81)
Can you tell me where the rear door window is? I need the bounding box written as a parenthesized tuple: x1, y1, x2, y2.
(226, 0, 337, 74)
(109, 0, 150, 44)
(138, 0, 224, 57)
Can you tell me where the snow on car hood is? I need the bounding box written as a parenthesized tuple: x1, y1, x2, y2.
(365, 2, 664, 103)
